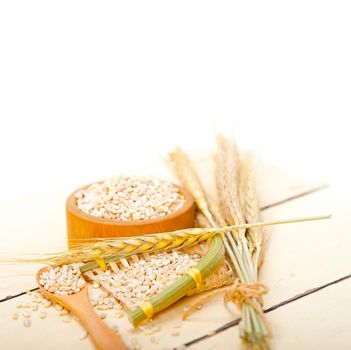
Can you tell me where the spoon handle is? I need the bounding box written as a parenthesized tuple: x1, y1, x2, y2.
(74, 304, 128, 350)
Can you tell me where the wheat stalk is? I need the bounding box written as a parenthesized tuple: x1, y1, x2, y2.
(216, 134, 269, 349)
(239, 155, 263, 276)
(171, 146, 270, 347)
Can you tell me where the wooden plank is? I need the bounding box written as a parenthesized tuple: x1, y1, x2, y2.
(259, 187, 350, 309)
(186, 277, 351, 350)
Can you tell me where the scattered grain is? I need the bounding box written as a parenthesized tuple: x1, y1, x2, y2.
(55, 304, 64, 311)
(43, 300, 52, 308)
(99, 312, 107, 320)
(130, 338, 141, 350)
(23, 319, 31, 327)
(62, 316, 71, 323)
(39, 311, 47, 319)
(150, 336, 159, 344)
(79, 331, 88, 340)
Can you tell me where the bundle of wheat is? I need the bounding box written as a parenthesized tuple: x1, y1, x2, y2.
(215, 134, 269, 348)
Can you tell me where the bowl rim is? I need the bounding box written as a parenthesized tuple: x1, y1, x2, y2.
(66, 180, 195, 227)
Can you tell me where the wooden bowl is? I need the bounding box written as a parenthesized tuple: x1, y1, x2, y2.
(66, 182, 195, 247)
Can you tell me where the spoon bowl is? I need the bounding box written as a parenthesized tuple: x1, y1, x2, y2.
(36, 267, 128, 350)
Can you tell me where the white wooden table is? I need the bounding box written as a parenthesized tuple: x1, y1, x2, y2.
(0, 154, 349, 350)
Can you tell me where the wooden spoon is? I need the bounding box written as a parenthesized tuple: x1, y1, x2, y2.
(36, 267, 128, 350)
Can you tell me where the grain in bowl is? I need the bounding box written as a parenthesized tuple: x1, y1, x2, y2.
(75, 176, 186, 221)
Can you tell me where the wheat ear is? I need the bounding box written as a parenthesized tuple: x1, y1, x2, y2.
(1, 215, 329, 266)
(216, 134, 255, 278)
(239, 155, 263, 277)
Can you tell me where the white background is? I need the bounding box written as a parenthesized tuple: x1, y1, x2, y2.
(0, 1, 350, 201)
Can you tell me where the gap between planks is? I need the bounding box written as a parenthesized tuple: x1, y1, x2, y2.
(0, 183, 329, 304)
(179, 273, 351, 349)
(261, 184, 329, 210)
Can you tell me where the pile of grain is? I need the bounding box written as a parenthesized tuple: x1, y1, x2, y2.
(90, 251, 201, 309)
(39, 264, 85, 296)
(75, 176, 185, 221)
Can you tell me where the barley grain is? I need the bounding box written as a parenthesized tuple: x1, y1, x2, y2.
(55, 304, 64, 311)
(62, 316, 71, 323)
(99, 312, 107, 319)
(23, 319, 31, 327)
(79, 331, 88, 340)
(95, 251, 201, 309)
(75, 176, 185, 221)
(39, 264, 85, 296)
(112, 325, 119, 333)
(39, 311, 47, 319)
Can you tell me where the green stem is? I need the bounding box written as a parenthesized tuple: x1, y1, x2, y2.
(128, 235, 224, 326)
